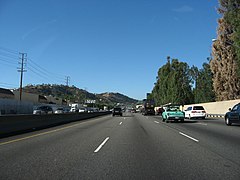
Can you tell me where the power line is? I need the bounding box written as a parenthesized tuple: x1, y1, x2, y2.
(0, 46, 19, 69)
(27, 63, 65, 84)
(0, 63, 16, 69)
(28, 58, 65, 80)
(0, 46, 19, 55)
(0, 52, 19, 60)
(27, 61, 64, 82)
(0, 82, 18, 86)
(27, 63, 56, 80)
(27, 67, 63, 84)
(0, 45, 67, 86)
(0, 58, 17, 65)
(0, 82, 18, 89)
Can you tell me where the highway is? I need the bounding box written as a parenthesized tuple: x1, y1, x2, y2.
(0, 112, 240, 179)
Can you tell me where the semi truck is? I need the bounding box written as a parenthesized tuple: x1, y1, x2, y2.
(143, 99, 155, 115)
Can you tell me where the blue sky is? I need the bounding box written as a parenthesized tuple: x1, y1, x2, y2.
(0, 0, 219, 100)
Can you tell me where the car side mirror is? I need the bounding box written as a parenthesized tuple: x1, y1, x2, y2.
(228, 108, 232, 111)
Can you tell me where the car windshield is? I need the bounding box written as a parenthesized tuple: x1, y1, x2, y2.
(193, 106, 204, 110)
(37, 106, 45, 110)
(166, 106, 180, 111)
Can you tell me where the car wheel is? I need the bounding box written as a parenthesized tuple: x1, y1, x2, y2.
(162, 117, 165, 122)
(181, 119, 184, 123)
(225, 117, 232, 126)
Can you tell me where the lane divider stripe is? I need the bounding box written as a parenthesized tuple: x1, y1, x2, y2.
(94, 137, 110, 153)
(179, 132, 199, 142)
(119, 122, 122, 125)
(154, 121, 159, 124)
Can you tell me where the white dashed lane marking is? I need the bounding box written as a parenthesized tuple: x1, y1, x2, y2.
(94, 137, 110, 153)
(179, 132, 199, 142)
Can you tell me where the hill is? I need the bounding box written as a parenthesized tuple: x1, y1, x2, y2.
(96, 92, 138, 104)
(22, 84, 138, 106)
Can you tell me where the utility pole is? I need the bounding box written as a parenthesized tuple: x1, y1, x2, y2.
(65, 76, 70, 86)
(65, 76, 70, 104)
(18, 53, 27, 101)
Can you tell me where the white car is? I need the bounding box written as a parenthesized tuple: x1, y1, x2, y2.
(54, 107, 64, 114)
(33, 106, 53, 115)
(78, 107, 87, 113)
(70, 107, 78, 112)
(184, 106, 206, 119)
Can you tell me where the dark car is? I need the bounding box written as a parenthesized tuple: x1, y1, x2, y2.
(112, 107, 123, 116)
(225, 103, 240, 126)
(156, 107, 164, 115)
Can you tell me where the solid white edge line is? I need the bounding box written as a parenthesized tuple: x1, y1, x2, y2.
(154, 121, 159, 124)
(179, 132, 199, 142)
(94, 137, 110, 153)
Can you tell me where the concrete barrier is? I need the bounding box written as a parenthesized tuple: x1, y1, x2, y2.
(0, 111, 111, 138)
(183, 99, 240, 116)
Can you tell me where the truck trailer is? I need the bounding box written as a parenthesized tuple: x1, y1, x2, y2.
(143, 99, 155, 115)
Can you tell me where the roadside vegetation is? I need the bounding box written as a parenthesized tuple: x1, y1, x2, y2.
(150, 0, 240, 105)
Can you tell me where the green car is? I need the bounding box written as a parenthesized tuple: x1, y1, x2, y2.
(162, 105, 185, 123)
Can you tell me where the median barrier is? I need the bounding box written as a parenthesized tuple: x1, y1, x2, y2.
(0, 111, 111, 138)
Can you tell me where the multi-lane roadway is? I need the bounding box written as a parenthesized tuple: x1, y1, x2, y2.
(0, 112, 240, 179)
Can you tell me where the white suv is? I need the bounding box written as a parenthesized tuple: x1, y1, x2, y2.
(184, 106, 206, 119)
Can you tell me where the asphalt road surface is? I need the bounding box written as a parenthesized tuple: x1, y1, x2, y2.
(0, 112, 240, 180)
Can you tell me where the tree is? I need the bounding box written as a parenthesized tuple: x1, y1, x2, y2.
(223, 0, 240, 78)
(193, 62, 215, 103)
(210, 0, 240, 100)
(151, 57, 193, 105)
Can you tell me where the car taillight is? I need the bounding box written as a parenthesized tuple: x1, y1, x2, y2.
(202, 111, 206, 113)
(191, 111, 197, 113)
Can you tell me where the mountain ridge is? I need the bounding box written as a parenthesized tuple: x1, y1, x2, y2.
(22, 84, 138, 105)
